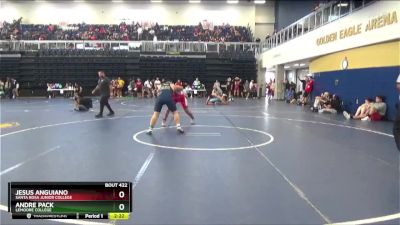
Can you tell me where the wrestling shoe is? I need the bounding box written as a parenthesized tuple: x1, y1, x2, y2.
(146, 128, 153, 135)
(161, 120, 167, 127)
(177, 127, 184, 134)
(343, 111, 351, 120)
(95, 114, 103, 118)
(361, 117, 371, 121)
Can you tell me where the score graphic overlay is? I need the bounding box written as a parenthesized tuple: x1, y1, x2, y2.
(8, 182, 132, 220)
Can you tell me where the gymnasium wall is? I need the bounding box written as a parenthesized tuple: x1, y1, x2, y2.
(309, 40, 400, 120)
(0, 1, 275, 40)
(262, 0, 400, 67)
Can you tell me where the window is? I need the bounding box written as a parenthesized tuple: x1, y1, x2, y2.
(316, 10, 322, 28)
(339, 0, 350, 16)
(309, 14, 316, 31)
(323, 5, 331, 24)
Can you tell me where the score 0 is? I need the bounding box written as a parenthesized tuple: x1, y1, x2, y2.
(117, 190, 127, 211)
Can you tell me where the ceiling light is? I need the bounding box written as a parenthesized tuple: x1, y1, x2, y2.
(300, 63, 306, 66)
(338, 2, 349, 7)
(227, 0, 239, 4)
(112, 0, 124, 2)
(284, 65, 290, 69)
(151, 0, 162, 2)
(189, 0, 201, 3)
(254, 0, 266, 4)
(294, 63, 300, 67)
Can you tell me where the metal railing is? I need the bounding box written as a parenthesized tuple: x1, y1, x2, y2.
(260, 0, 377, 52)
(0, 40, 260, 54)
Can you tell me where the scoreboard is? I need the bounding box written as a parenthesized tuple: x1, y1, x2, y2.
(8, 182, 132, 220)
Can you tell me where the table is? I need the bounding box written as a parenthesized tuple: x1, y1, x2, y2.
(47, 88, 74, 98)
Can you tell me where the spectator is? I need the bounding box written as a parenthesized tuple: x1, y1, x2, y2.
(243, 80, 250, 99)
(206, 86, 227, 105)
(250, 80, 258, 99)
(343, 96, 386, 121)
(193, 77, 201, 88)
(128, 78, 134, 96)
(225, 77, 233, 101)
(213, 80, 221, 90)
(110, 79, 117, 97)
(175, 79, 183, 87)
(283, 79, 290, 100)
(154, 77, 161, 97)
(11, 78, 19, 98)
(290, 81, 296, 92)
(285, 87, 295, 103)
(4, 77, 12, 99)
(143, 78, 153, 98)
(1, 19, 253, 42)
(74, 82, 83, 98)
(343, 98, 373, 120)
(0, 79, 5, 98)
(266, 79, 274, 100)
(319, 94, 341, 114)
(301, 75, 314, 105)
(74, 96, 93, 112)
(135, 78, 143, 98)
(117, 77, 125, 98)
(368, 96, 387, 121)
(311, 91, 330, 112)
(184, 84, 193, 98)
(233, 77, 241, 98)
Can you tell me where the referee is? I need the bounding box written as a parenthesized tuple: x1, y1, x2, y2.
(92, 71, 114, 118)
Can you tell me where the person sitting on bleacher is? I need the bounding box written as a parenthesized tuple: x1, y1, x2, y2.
(343, 96, 386, 121)
(319, 94, 341, 114)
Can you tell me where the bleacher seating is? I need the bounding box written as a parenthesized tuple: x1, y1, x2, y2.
(1, 19, 253, 42)
(0, 48, 256, 96)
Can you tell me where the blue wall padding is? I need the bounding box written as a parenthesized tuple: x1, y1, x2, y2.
(313, 66, 400, 120)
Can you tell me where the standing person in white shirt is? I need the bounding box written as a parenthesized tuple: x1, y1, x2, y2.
(144, 79, 153, 98)
(154, 77, 161, 97)
(213, 80, 221, 90)
(249, 80, 254, 95)
(137, 26, 143, 40)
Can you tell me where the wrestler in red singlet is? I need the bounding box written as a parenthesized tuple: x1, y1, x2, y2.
(162, 90, 195, 126)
